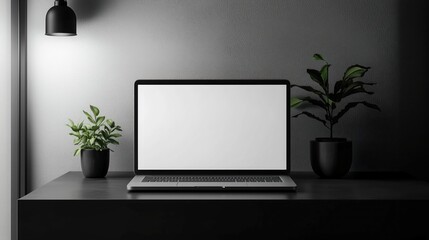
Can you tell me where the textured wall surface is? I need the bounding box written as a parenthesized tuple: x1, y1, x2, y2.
(27, 0, 429, 190)
(0, 0, 11, 238)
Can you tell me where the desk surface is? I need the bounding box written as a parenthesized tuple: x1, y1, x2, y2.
(20, 171, 429, 200)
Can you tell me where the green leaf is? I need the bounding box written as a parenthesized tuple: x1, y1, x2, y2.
(69, 132, 80, 137)
(332, 101, 381, 124)
(89, 137, 95, 145)
(343, 65, 370, 81)
(291, 85, 327, 103)
(352, 81, 376, 86)
(306, 69, 325, 91)
(341, 87, 374, 99)
(320, 64, 330, 83)
(109, 139, 119, 145)
(110, 133, 122, 138)
(96, 116, 106, 125)
(293, 97, 327, 110)
(344, 81, 376, 93)
(290, 97, 303, 108)
(291, 85, 325, 97)
(292, 111, 328, 128)
(73, 148, 81, 156)
(90, 105, 100, 117)
(313, 53, 325, 61)
(95, 139, 105, 148)
(106, 119, 114, 128)
(102, 130, 109, 139)
(362, 102, 381, 111)
(333, 80, 344, 94)
(78, 121, 83, 130)
(83, 111, 96, 124)
(331, 82, 374, 102)
(68, 119, 75, 127)
(73, 138, 81, 145)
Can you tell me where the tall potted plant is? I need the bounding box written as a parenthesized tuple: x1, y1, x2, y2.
(291, 54, 380, 178)
(67, 105, 122, 178)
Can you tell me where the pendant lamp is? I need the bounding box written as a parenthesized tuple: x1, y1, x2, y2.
(45, 0, 77, 36)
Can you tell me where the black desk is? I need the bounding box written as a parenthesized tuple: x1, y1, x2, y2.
(19, 172, 429, 240)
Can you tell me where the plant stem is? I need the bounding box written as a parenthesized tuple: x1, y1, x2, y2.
(330, 106, 334, 138)
(328, 103, 333, 139)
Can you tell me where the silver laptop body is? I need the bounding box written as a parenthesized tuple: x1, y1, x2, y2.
(127, 80, 297, 191)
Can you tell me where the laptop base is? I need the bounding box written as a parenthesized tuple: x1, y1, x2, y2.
(127, 175, 297, 191)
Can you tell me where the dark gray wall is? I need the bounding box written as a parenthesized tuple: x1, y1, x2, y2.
(26, 0, 429, 190)
(398, 1, 429, 180)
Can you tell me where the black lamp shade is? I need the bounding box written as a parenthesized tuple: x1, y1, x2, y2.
(45, 0, 77, 36)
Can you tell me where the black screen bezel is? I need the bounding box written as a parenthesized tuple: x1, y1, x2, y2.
(134, 80, 291, 175)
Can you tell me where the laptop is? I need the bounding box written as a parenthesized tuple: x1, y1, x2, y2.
(127, 80, 297, 191)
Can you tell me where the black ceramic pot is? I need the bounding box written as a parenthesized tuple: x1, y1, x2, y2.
(80, 149, 110, 178)
(310, 138, 352, 178)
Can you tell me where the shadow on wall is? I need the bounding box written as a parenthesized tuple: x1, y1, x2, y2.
(69, 0, 117, 21)
(399, 0, 429, 180)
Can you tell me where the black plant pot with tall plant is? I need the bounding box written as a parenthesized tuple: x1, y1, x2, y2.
(67, 105, 123, 178)
(291, 54, 380, 178)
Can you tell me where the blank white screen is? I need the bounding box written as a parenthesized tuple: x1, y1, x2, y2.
(138, 84, 287, 170)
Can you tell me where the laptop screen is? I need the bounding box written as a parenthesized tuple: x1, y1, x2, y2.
(136, 83, 287, 170)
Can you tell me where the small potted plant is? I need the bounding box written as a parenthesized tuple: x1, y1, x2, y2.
(67, 105, 122, 178)
(291, 54, 380, 178)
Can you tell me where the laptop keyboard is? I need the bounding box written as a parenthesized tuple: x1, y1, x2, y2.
(142, 176, 283, 183)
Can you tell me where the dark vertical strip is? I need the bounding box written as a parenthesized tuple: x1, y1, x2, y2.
(399, 0, 429, 181)
(11, 0, 27, 239)
(19, 0, 27, 197)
